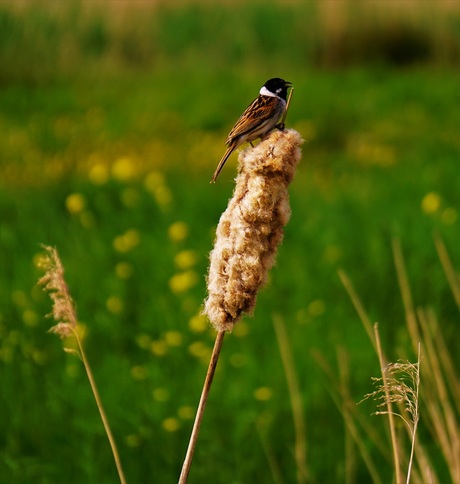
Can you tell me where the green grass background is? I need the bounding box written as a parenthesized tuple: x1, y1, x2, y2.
(1, 1, 459, 482)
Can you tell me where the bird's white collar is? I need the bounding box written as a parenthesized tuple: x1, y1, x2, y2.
(259, 86, 277, 97)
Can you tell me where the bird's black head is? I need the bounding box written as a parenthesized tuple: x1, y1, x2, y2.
(263, 78, 292, 101)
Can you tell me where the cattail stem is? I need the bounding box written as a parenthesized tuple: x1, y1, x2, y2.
(185, 129, 302, 481)
(179, 330, 226, 483)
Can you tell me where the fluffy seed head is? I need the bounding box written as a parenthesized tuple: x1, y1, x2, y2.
(204, 129, 303, 332)
(38, 245, 77, 338)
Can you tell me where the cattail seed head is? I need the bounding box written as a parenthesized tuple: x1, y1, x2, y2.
(204, 129, 303, 332)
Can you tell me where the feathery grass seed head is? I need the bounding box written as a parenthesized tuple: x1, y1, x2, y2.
(361, 359, 420, 434)
(38, 245, 77, 339)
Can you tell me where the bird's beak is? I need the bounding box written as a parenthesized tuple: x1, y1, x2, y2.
(285, 81, 292, 87)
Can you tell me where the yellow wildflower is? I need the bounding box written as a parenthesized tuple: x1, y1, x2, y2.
(88, 163, 109, 185)
(106, 296, 123, 314)
(254, 387, 273, 401)
(175, 250, 198, 270)
(65, 193, 86, 214)
(112, 157, 136, 182)
(164, 331, 183, 347)
(188, 314, 208, 333)
(421, 192, 441, 214)
(162, 417, 180, 432)
(169, 270, 198, 294)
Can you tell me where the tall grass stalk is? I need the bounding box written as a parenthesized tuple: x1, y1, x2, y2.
(362, 330, 421, 484)
(337, 271, 406, 481)
(337, 269, 376, 352)
(406, 344, 421, 484)
(273, 314, 308, 484)
(434, 234, 460, 310)
(73, 329, 127, 484)
(255, 421, 285, 484)
(313, 349, 384, 484)
(392, 239, 420, 354)
(38, 246, 126, 484)
(417, 309, 460, 482)
(394, 237, 460, 482)
(334, 237, 459, 482)
(336, 347, 357, 484)
(373, 323, 402, 484)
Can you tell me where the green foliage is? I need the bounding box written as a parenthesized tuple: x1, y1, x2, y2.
(0, 1, 459, 482)
(1, 1, 460, 85)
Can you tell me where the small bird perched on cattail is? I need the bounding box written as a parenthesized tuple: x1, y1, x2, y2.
(211, 78, 292, 183)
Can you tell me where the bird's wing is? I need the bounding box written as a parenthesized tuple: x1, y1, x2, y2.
(226, 95, 280, 144)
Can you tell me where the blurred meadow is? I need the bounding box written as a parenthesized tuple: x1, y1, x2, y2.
(1, 0, 460, 482)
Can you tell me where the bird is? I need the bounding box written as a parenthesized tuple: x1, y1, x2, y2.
(211, 77, 292, 183)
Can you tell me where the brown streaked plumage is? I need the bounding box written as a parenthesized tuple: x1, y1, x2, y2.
(211, 78, 292, 183)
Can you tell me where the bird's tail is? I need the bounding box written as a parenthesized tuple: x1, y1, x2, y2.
(210, 144, 234, 183)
